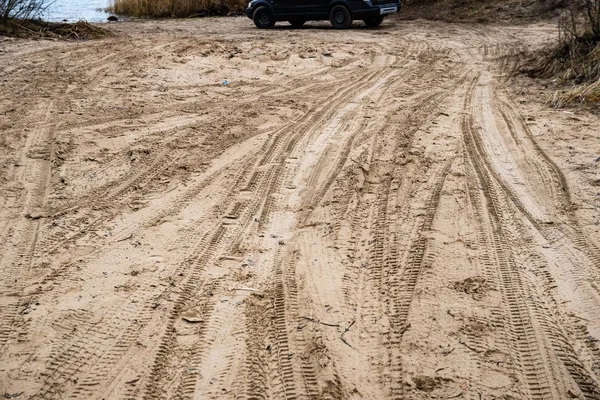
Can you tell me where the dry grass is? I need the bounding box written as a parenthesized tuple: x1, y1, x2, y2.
(524, 37, 599, 108)
(526, 38, 599, 81)
(107, 0, 247, 18)
(552, 78, 600, 107)
(0, 19, 111, 38)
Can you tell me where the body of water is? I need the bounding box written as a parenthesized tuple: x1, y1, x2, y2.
(43, 0, 112, 22)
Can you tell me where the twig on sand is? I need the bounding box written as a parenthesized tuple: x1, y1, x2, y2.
(14, 22, 37, 34)
(116, 233, 132, 242)
(300, 316, 340, 327)
(233, 287, 263, 293)
(341, 319, 355, 347)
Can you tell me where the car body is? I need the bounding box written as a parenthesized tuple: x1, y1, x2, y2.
(246, 0, 401, 29)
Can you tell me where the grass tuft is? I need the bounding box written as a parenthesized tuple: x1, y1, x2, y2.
(531, 35, 599, 81)
(523, 36, 599, 107)
(552, 78, 600, 107)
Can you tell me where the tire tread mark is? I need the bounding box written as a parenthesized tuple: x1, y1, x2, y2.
(462, 77, 600, 399)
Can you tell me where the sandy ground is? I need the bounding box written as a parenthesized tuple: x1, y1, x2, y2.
(1, 15, 600, 400)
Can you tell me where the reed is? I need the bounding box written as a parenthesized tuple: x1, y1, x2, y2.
(552, 78, 600, 107)
(522, 19, 599, 107)
(541, 39, 599, 81)
(529, 40, 600, 107)
(107, 0, 247, 18)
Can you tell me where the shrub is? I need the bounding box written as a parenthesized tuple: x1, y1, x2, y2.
(522, 0, 600, 107)
(584, 0, 600, 37)
(0, 0, 49, 24)
(557, 0, 600, 42)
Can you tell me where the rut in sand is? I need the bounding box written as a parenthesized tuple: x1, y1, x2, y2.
(0, 18, 599, 400)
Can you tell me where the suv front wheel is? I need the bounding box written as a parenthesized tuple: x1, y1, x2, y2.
(330, 5, 352, 29)
(364, 16, 384, 27)
(253, 6, 275, 29)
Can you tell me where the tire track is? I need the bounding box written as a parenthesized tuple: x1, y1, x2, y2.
(462, 75, 600, 399)
(0, 95, 62, 353)
(232, 57, 424, 400)
(3, 64, 377, 388)
(26, 60, 389, 399)
(139, 62, 398, 399)
(383, 159, 454, 399)
(5, 19, 600, 400)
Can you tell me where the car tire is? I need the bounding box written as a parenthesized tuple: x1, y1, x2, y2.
(364, 16, 384, 27)
(289, 20, 306, 27)
(253, 6, 275, 29)
(330, 5, 352, 29)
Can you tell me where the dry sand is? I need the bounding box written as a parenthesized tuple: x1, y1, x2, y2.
(0, 16, 600, 399)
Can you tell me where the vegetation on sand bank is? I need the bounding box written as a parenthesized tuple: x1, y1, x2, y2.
(107, 0, 247, 18)
(1, 0, 109, 39)
(1, 0, 47, 24)
(0, 19, 111, 38)
(523, 0, 600, 107)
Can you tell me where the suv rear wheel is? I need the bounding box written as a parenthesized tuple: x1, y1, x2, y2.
(330, 5, 352, 29)
(289, 20, 306, 27)
(364, 16, 384, 27)
(253, 6, 275, 29)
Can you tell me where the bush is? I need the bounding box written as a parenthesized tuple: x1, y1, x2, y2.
(549, 41, 600, 107)
(522, 0, 600, 107)
(584, 0, 600, 37)
(557, 0, 600, 41)
(0, 0, 49, 24)
(107, 0, 247, 18)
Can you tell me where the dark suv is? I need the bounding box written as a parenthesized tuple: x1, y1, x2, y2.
(246, 0, 401, 29)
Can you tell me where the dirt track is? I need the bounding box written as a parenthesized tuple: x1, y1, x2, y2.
(1, 16, 600, 399)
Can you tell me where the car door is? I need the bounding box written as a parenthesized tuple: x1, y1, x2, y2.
(271, 0, 303, 18)
(300, 0, 329, 19)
